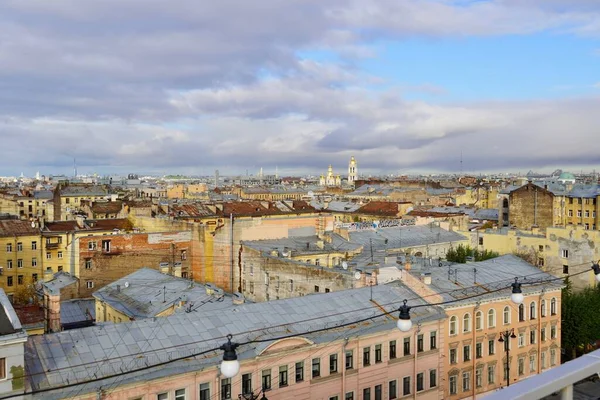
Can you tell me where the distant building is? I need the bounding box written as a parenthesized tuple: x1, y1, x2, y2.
(348, 155, 358, 186)
(319, 165, 342, 187)
(0, 289, 27, 398)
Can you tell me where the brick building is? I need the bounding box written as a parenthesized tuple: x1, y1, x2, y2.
(508, 182, 555, 230)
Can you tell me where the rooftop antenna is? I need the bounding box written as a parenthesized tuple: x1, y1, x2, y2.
(473, 268, 477, 284)
(73, 158, 77, 177)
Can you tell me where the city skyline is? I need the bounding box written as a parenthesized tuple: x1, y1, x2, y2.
(1, 1, 600, 175)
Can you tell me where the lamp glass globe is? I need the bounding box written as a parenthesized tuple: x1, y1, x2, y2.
(511, 292, 524, 305)
(397, 318, 412, 332)
(220, 359, 240, 378)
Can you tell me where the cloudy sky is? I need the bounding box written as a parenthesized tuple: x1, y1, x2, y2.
(1, 0, 600, 177)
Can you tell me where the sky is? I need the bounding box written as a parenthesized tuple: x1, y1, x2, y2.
(1, 0, 600, 177)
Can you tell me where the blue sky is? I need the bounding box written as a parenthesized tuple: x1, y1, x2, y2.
(1, 0, 600, 177)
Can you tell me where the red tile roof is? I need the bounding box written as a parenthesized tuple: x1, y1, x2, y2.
(356, 201, 403, 216)
(0, 220, 39, 237)
(44, 221, 82, 232)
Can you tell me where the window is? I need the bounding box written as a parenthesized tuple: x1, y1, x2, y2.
(518, 333, 525, 347)
(330, 397, 339, 400)
(417, 334, 424, 353)
(0, 358, 6, 380)
(345, 393, 354, 400)
(475, 311, 483, 330)
(449, 316, 457, 335)
(463, 345, 471, 362)
(541, 300, 546, 317)
(538, 257, 545, 267)
(17, 275, 23, 285)
(249, 282, 254, 294)
(503, 306, 510, 324)
(462, 372, 471, 392)
(519, 304, 525, 322)
(325, 288, 330, 293)
(6, 244, 11, 252)
(551, 298, 557, 315)
(563, 264, 569, 274)
(488, 309, 496, 328)
(541, 351, 547, 369)
(45, 238, 51, 245)
(488, 364, 495, 384)
(479, 237, 483, 245)
(449, 375, 458, 395)
(389, 379, 398, 399)
(102, 239, 111, 253)
(314, 285, 319, 292)
(551, 348, 557, 366)
(463, 313, 471, 333)
(85, 259, 92, 269)
(7, 277, 13, 287)
(363, 388, 370, 400)
(374, 384, 382, 400)
(157, 393, 168, 400)
(6, 260, 12, 269)
(416, 372, 424, 392)
(518, 357, 525, 376)
(31, 241, 37, 250)
(561, 249, 569, 258)
(295, 361, 304, 382)
(32, 258, 37, 267)
(88, 241, 97, 251)
(86, 281, 94, 289)
(32, 273, 38, 282)
(242, 373, 252, 394)
(312, 358, 320, 378)
(403, 337, 410, 356)
(430, 331, 437, 349)
(488, 339, 495, 355)
(530, 329, 537, 344)
(175, 389, 186, 400)
(279, 365, 288, 387)
(403, 376, 411, 396)
(476, 342, 482, 359)
(539, 245, 544, 252)
(46, 252, 52, 260)
(17, 242, 22, 252)
(586, 210, 590, 218)
(180, 250, 187, 260)
(530, 355, 536, 372)
(476, 367, 483, 388)
(221, 378, 231, 400)
(551, 325, 557, 339)
(363, 347, 370, 366)
(290, 279, 293, 291)
(330, 354, 338, 373)
(389, 340, 396, 359)
(345, 350, 353, 370)
(450, 348, 457, 364)
(262, 369, 271, 390)
(17, 259, 23, 268)
(429, 369, 437, 388)
(375, 344, 382, 363)
(541, 327, 546, 342)
(58, 251, 63, 259)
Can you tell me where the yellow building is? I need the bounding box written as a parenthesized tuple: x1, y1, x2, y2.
(0, 220, 43, 299)
(52, 183, 112, 221)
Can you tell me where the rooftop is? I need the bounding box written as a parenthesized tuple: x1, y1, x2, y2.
(26, 282, 444, 399)
(0, 219, 39, 237)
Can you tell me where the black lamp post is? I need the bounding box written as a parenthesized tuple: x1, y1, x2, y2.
(498, 329, 517, 387)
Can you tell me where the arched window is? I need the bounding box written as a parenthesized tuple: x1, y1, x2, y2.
(519, 304, 525, 322)
(487, 309, 496, 328)
(541, 299, 546, 317)
(503, 306, 510, 325)
(463, 313, 471, 333)
(475, 311, 483, 330)
(551, 298, 557, 315)
(530, 301, 537, 320)
(450, 316, 458, 335)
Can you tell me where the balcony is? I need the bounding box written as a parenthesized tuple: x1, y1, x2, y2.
(46, 242, 60, 249)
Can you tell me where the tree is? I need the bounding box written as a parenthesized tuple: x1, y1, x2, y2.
(12, 278, 38, 306)
(561, 280, 600, 361)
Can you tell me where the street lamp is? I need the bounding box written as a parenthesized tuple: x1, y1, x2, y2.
(498, 329, 517, 387)
(510, 278, 524, 305)
(592, 261, 600, 283)
(220, 334, 240, 378)
(397, 299, 412, 332)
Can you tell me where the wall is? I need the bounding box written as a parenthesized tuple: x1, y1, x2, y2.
(509, 183, 554, 230)
(0, 234, 43, 297)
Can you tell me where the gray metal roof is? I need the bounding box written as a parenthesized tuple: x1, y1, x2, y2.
(26, 282, 445, 399)
(92, 268, 238, 320)
(41, 272, 78, 295)
(242, 233, 362, 256)
(407, 254, 563, 305)
(60, 300, 96, 326)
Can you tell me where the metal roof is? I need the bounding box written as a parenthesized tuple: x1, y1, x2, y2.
(41, 272, 78, 295)
(60, 300, 96, 326)
(26, 282, 445, 399)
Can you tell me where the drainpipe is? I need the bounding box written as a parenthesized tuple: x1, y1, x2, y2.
(342, 338, 349, 398)
(473, 302, 480, 399)
(414, 324, 421, 400)
(538, 291, 544, 375)
(230, 213, 234, 293)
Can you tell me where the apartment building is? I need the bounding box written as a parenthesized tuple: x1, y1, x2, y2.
(0, 220, 42, 298)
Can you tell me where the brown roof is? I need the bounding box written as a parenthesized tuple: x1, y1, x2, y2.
(85, 218, 133, 231)
(0, 220, 39, 237)
(220, 201, 279, 217)
(44, 221, 82, 232)
(356, 201, 403, 216)
(90, 201, 123, 214)
(13, 305, 44, 327)
(407, 210, 465, 218)
(291, 200, 316, 212)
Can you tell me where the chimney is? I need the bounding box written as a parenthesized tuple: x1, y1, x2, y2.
(404, 259, 412, 271)
(316, 240, 324, 250)
(421, 272, 432, 285)
(233, 292, 245, 305)
(159, 262, 170, 275)
(116, 284, 121, 293)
